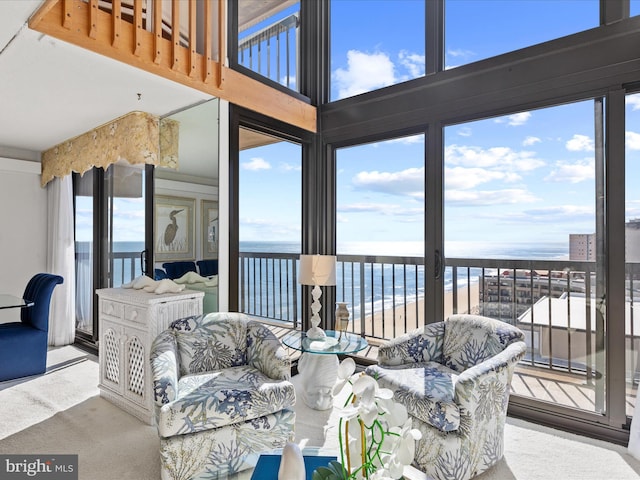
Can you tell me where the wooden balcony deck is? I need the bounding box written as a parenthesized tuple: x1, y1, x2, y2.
(263, 320, 637, 417)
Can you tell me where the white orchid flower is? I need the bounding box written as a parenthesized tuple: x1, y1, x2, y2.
(331, 361, 421, 480)
(333, 357, 357, 396)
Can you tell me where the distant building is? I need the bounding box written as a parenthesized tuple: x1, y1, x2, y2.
(627, 219, 640, 263)
(569, 233, 596, 261)
(570, 222, 640, 262)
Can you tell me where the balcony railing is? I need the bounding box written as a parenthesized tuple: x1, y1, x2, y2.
(238, 13, 300, 91)
(238, 251, 640, 406)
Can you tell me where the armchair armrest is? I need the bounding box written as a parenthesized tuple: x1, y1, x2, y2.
(150, 330, 180, 407)
(454, 341, 527, 412)
(377, 321, 446, 366)
(247, 322, 291, 380)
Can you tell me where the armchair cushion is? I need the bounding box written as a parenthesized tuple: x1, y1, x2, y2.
(377, 321, 445, 366)
(171, 315, 249, 376)
(157, 365, 295, 437)
(367, 361, 460, 432)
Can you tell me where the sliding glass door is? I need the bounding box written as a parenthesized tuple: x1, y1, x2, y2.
(74, 162, 153, 345)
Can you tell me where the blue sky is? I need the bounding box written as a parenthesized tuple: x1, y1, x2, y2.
(239, 1, 640, 259)
(76, 1, 640, 257)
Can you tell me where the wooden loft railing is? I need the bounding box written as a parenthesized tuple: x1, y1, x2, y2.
(28, 0, 316, 133)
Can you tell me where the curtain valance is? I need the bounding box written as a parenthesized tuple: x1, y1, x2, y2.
(41, 111, 178, 187)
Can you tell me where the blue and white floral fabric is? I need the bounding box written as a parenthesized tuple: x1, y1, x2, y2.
(365, 314, 526, 480)
(150, 312, 296, 480)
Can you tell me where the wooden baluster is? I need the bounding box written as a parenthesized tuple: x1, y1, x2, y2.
(111, 0, 121, 47)
(188, 0, 197, 77)
(133, 0, 143, 56)
(62, 0, 72, 29)
(88, 0, 98, 39)
(153, 0, 162, 64)
(172, 0, 180, 70)
(203, 0, 213, 84)
(217, 0, 225, 89)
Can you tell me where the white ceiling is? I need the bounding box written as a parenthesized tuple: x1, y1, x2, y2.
(0, 1, 213, 159)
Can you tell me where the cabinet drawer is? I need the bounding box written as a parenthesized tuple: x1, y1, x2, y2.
(124, 304, 148, 324)
(101, 299, 124, 319)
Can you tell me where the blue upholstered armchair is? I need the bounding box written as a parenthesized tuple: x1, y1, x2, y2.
(0, 273, 64, 382)
(161, 261, 196, 279)
(365, 314, 527, 480)
(196, 259, 218, 277)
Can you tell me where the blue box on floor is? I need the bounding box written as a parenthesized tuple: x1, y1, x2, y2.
(250, 454, 337, 480)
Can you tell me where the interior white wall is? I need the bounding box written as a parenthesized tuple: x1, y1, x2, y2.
(0, 158, 48, 321)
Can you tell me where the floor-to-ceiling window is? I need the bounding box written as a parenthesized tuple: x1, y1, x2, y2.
(237, 126, 303, 323)
(318, 0, 640, 442)
(330, 0, 425, 101)
(626, 91, 640, 416)
(444, 0, 598, 69)
(335, 134, 425, 340)
(444, 100, 608, 416)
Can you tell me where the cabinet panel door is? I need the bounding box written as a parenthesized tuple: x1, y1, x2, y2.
(123, 328, 150, 408)
(100, 320, 123, 394)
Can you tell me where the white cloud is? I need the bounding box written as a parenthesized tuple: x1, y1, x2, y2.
(240, 217, 300, 239)
(445, 167, 521, 189)
(544, 159, 594, 184)
(508, 112, 531, 126)
(447, 48, 475, 59)
(279, 162, 301, 172)
(381, 134, 423, 146)
(241, 157, 271, 171)
(627, 131, 640, 150)
(445, 144, 545, 171)
(338, 202, 423, 217)
(398, 51, 425, 79)
(445, 188, 538, 206)
(626, 93, 640, 111)
(523, 136, 541, 146)
(352, 167, 424, 197)
(565, 134, 594, 152)
(506, 205, 593, 223)
(333, 50, 395, 99)
(458, 127, 472, 137)
(495, 112, 531, 126)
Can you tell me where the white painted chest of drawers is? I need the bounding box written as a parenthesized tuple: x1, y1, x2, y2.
(96, 287, 204, 424)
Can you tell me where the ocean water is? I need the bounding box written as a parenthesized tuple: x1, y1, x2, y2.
(239, 240, 571, 318)
(82, 240, 571, 316)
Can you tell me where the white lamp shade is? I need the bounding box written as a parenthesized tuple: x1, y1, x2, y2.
(299, 255, 337, 286)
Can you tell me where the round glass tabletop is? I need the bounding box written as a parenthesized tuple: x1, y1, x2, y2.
(282, 330, 368, 355)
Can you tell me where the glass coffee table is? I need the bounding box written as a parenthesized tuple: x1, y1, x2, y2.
(282, 330, 368, 410)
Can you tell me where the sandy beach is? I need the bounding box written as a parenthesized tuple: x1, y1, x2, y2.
(361, 282, 480, 340)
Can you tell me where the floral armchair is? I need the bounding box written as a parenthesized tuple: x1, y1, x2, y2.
(365, 314, 527, 480)
(150, 312, 296, 480)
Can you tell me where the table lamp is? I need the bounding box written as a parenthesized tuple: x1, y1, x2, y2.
(299, 254, 337, 339)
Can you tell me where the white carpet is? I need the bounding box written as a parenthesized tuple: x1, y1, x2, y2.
(1, 346, 640, 480)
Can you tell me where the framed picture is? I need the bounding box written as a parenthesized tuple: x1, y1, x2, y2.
(155, 195, 195, 261)
(201, 199, 218, 259)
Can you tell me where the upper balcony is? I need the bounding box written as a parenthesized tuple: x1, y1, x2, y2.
(28, 0, 314, 132)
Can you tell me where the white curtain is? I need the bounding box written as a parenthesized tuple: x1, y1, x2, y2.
(46, 176, 76, 346)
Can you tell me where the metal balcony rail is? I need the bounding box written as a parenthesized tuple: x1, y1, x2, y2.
(238, 251, 640, 396)
(238, 13, 299, 90)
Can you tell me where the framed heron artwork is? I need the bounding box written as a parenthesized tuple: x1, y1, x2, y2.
(154, 195, 195, 261)
(201, 199, 218, 260)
